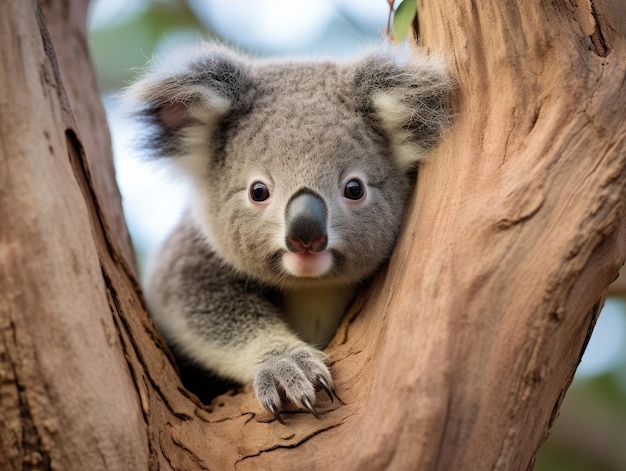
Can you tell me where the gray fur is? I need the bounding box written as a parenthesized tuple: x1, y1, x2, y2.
(125, 43, 451, 421)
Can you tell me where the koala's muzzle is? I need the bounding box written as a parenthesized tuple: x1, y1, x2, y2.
(285, 190, 328, 253)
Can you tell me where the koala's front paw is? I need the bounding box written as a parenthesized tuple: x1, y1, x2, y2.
(253, 345, 334, 424)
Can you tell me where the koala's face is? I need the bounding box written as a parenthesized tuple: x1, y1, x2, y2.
(203, 68, 412, 285)
(126, 44, 450, 287)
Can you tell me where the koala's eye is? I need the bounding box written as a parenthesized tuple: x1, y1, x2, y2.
(249, 182, 270, 202)
(344, 179, 364, 200)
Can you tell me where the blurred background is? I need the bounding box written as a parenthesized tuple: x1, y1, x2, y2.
(86, 1, 626, 469)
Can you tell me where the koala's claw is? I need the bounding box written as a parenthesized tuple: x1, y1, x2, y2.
(267, 403, 286, 425)
(301, 395, 321, 419)
(254, 345, 332, 423)
(317, 375, 334, 403)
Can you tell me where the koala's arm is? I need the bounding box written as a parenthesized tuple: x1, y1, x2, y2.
(145, 216, 332, 419)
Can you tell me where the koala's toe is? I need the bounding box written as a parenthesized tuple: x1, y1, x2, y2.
(253, 369, 283, 419)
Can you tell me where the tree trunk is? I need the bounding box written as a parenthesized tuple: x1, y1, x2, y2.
(1, 0, 625, 470)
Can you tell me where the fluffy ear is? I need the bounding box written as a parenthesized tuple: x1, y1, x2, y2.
(354, 49, 452, 170)
(123, 43, 253, 172)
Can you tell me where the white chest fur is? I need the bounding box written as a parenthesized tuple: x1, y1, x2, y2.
(282, 284, 357, 348)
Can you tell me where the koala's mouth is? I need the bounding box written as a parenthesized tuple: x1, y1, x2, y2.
(282, 250, 333, 278)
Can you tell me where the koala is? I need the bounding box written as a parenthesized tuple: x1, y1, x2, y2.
(125, 43, 451, 423)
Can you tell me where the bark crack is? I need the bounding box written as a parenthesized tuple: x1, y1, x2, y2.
(108, 286, 193, 423)
(1, 321, 52, 470)
(588, 1, 609, 57)
(234, 422, 344, 468)
(161, 425, 211, 471)
(64, 129, 139, 289)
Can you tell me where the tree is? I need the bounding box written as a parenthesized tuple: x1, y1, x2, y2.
(1, 0, 625, 469)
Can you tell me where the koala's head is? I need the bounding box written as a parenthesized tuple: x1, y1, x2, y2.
(125, 43, 450, 287)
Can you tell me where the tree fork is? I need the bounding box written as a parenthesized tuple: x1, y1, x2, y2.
(0, 0, 625, 470)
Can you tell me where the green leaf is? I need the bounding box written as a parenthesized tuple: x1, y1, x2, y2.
(392, 0, 417, 43)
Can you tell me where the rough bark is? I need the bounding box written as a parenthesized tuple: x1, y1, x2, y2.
(0, 1, 146, 469)
(0, 0, 625, 470)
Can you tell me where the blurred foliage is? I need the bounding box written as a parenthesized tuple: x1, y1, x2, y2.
(535, 369, 626, 470)
(87, 1, 626, 470)
(89, 0, 213, 92)
(392, 0, 417, 43)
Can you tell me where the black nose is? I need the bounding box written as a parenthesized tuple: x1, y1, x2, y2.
(285, 190, 328, 253)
